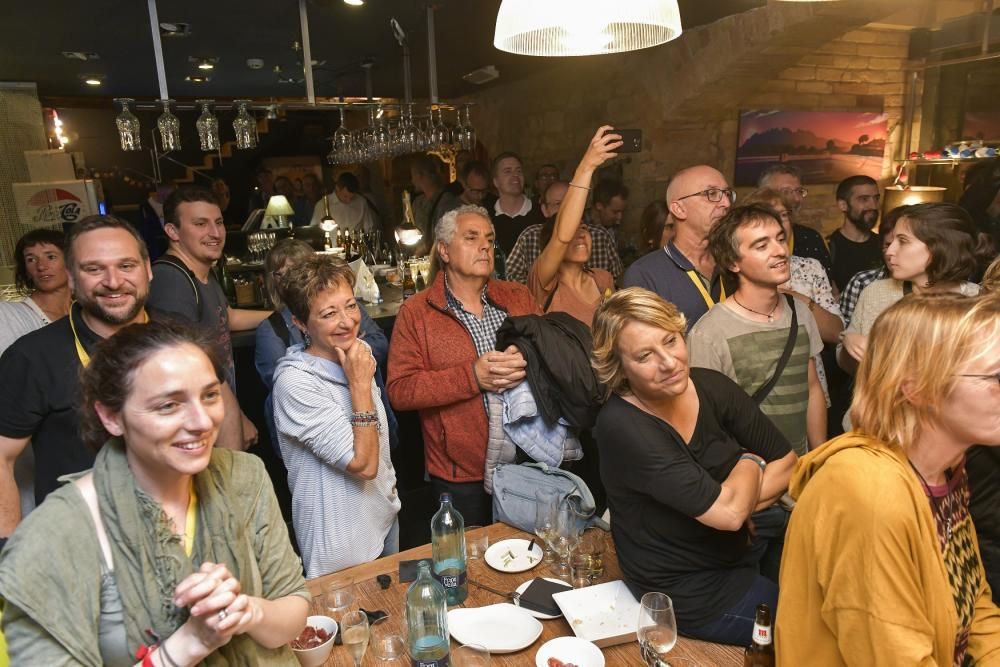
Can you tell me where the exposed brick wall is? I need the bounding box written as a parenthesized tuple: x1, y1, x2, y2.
(469, 4, 915, 247)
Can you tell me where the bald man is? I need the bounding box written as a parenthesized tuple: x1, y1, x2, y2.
(623, 165, 734, 328)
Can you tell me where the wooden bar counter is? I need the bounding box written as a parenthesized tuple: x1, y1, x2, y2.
(306, 523, 744, 666)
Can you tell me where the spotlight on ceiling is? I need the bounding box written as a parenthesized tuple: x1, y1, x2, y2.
(344, 0, 364, 5)
(186, 75, 211, 83)
(84, 77, 103, 86)
(189, 56, 218, 70)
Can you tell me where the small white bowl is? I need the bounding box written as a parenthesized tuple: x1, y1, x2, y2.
(535, 636, 605, 667)
(291, 615, 338, 667)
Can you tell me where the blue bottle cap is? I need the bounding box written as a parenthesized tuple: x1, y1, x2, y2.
(440, 493, 452, 503)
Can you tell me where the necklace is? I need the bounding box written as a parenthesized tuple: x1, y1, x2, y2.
(731, 294, 779, 322)
(907, 459, 953, 545)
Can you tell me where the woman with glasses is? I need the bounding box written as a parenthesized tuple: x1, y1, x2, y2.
(838, 202, 992, 374)
(255, 239, 393, 455)
(527, 126, 619, 327)
(777, 293, 1000, 665)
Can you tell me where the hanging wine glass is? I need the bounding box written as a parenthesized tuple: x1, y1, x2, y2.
(431, 106, 450, 150)
(461, 104, 476, 151)
(402, 104, 419, 154)
(374, 106, 391, 159)
(232, 100, 258, 150)
(195, 99, 220, 151)
(332, 107, 351, 164)
(156, 99, 181, 151)
(451, 107, 465, 149)
(114, 98, 142, 151)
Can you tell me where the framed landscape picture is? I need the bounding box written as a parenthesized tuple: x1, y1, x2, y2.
(735, 110, 888, 186)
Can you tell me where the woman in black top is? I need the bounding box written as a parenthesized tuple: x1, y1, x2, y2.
(591, 287, 797, 646)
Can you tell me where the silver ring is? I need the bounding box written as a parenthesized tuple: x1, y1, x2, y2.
(218, 609, 228, 621)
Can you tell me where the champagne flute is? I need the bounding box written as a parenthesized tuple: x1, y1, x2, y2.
(638, 592, 677, 666)
(341, 610, 370, 667)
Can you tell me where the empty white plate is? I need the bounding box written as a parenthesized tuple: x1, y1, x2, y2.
(484, 538, 544, 573)
(534, 636, 605, 667)
(448, 603, 544, 654)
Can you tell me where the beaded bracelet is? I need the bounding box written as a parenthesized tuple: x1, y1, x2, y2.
(350, 410, 380, 428)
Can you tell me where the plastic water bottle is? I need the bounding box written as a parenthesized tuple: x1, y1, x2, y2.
(406, 560, 451, 667)
(430, 493, 468, 605)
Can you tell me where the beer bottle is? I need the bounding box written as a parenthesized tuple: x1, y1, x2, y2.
(402, 266, 416, 300)
(744, 603, 775, 667)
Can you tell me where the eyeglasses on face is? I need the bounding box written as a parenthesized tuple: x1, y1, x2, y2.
(956, 373, 1000, 387)
(677, 188, 736, 204)
(778, 186, 809, 199)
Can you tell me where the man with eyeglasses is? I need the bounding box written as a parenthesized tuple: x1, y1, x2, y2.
(459, 161, 491, 208)
(828, 175, 884, 293)
(531, 163, 559, 209)
(623, 165, 733, 327)
(758, 164, 832, 276)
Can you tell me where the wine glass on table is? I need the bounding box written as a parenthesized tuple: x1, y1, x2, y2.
(638, 592, 677, 666)
(534, 488, 560, 564)
(341, 610, 371, 667)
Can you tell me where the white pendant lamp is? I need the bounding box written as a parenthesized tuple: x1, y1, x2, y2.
(494, 0, 683, 57)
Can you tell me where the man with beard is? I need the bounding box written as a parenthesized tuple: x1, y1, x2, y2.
(0, 216, 151, 536)
(828, 176, 883, 293)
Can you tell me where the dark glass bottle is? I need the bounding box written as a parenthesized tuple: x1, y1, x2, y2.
(744, 603, 775, 667)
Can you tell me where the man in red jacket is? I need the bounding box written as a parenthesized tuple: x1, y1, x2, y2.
(388, 204, 540, 524)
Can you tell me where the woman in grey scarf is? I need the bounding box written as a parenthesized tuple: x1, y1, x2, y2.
(0, 321, 310, 666)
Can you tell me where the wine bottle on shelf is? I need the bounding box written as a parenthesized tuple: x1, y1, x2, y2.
(215, 259, 236, 307)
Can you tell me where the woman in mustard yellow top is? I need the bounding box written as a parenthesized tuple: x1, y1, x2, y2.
(777, 294, 1000, 666)
(0, 322, 309, 666)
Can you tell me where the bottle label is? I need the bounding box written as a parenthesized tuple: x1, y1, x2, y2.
(412, 658, 449, 667)
(752, 622, 772, 645)
(434, 570, 467, 590)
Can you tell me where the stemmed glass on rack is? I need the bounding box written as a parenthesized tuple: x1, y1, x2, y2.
(637, 592, 678, 666)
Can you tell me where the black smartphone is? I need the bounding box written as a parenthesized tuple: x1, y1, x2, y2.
(606, 128, 642, 153)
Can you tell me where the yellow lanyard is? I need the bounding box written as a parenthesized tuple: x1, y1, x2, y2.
(68, 304, 148, 367)
(184, 481, 198, 557)
(686, 270, 726, 309)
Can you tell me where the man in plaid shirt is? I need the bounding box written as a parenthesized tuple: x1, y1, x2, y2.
(505, 181, 624, 284)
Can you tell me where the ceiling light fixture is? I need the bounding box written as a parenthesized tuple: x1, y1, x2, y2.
(344, 0, 364, 6)
(198, 61, 214, 70)
(62, 51, 100, 61)
(185, 75, 211, 83)
(84, 77, 103, 86)
(494, 0, 682, 57)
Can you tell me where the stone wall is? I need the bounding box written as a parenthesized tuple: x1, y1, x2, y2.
(469, 2, 916, 247)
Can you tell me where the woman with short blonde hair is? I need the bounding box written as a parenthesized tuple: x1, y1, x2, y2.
(592, 287, 796, 646)
(778, 293, 1000, 665)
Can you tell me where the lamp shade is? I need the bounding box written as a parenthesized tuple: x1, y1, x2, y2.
(494, 0, 682, 57)
(265, 195, 295, 216)
(882, 186, 947, 214)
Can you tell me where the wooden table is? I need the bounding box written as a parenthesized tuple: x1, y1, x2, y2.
(306, 523, 744, 666)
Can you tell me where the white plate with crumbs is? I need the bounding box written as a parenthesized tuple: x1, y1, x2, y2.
(484, 538, 544, 573)
(552, 580, 640, 648)
(448, 603, 544, 653)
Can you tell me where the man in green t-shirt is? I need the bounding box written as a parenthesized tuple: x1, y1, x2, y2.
(689, 204, 826, 456)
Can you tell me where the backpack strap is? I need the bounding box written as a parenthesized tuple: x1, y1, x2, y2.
(153, 255, 203, 321)
(268, 310, 291, 348)
(751, 294, 798, 404)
